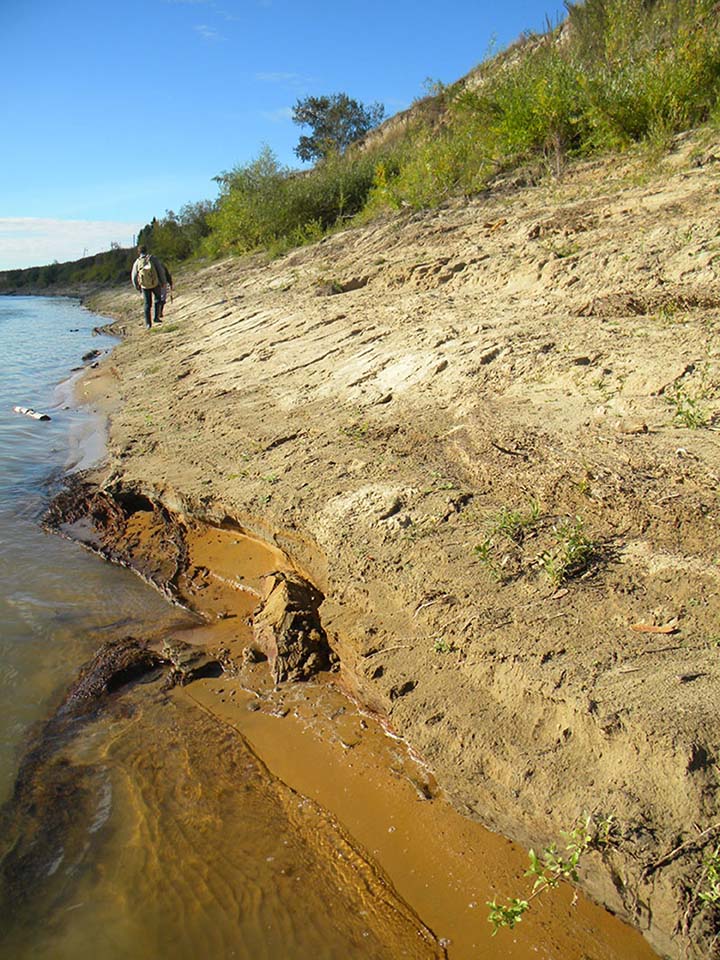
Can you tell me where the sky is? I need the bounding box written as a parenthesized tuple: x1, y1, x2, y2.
(0, 0, 564, 270)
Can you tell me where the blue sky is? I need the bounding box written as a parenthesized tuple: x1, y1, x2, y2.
(0, 0, 563, 270)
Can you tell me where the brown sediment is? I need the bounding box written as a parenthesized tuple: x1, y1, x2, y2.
(0, 636, 445, 960)
(40, 475, 656, 959)
(63, 130, 720, 958)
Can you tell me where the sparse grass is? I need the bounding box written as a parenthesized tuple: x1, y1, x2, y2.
(540, 517, 598, 586)
(490, 499, 541, 544)
(574, 476, 592, 498)
(656, 301, 682, 325)
(474, 537, 504, 582)
(474, 499, 541, 583)
(541, 238, 580, 259)
(666, 385, 710, 428)
(341, 420, 371, 440)
(699, 845, 720, 905)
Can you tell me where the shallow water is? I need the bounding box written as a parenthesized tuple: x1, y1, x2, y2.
(0, 297, 438, 959)
(0, 297, 659, 960)
(0, 296, 184, 802)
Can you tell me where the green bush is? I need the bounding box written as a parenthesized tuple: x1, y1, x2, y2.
(205, 145, 383, 256)
(368, 0, 720, 212)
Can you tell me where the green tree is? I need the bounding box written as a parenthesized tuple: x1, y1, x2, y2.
(292, 93, 385, 162)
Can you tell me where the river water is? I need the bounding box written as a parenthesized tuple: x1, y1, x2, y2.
(0, 296, 659, 960)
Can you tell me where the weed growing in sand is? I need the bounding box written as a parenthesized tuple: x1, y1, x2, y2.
(541, 238, 579, 259)
(474, 499, 541, 582)
(574, 476, 592, 498)
(656, 301, 681, 325)
(341, 420, 371, 441)
(433, 474, 459, 491)
(492, 499, 541, 543)
(487, 814, 617, 935)
(474, 537, 504, 581)
(433, 637, 453, 654)
(699, 846, 720, 905)
(666, 385, 710, 429)
(540, 517, 597, 586)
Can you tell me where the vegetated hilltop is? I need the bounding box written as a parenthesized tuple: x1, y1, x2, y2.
(89, 121, 720, 959)
(7, 0, 720, 293)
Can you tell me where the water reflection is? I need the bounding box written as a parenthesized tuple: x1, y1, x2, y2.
(1, 674, 441, 960)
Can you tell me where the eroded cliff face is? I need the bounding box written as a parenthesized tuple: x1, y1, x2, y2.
(81, 130, 720, 958)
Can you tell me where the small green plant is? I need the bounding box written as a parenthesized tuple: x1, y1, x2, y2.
(540, 517, 597, 586)
(542, 238, 580, 259)
(487, 814, 616, 935)
(474, 499, 542, 582)
(487, 897, 529, 932)
(474, 536, 504, 582)
(492, 499, 541, 543)
(666, 385, 710, 429)
(433, 637, 454, 654)
(575, 476, 592, 497)
(699, 845, 720, 905)
(341, 421, 371, 440)
(434, 476, 459, 491)
(656, 300, 680, 324)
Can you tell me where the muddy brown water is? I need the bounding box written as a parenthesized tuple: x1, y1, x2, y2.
(1, 518, 659, 960)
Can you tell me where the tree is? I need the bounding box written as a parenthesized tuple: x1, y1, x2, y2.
(292, 93, 385, 162)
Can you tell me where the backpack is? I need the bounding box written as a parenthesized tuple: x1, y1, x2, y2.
(138, 255, 159, 289)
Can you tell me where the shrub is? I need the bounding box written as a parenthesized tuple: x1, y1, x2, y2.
(367, 0, 720, 213)
(206, 145, 383, 255)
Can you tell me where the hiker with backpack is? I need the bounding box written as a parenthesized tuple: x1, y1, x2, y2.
(131, 245, 169, 329)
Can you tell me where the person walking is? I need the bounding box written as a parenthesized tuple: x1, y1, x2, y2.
(131, 245, 168, 329)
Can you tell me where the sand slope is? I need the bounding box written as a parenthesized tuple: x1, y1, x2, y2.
(87, 130, 720, 958)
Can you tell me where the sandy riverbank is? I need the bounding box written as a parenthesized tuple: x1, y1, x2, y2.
(80, 130, 720, 958)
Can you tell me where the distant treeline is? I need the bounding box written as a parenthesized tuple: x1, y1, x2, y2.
(0, 246, 137, 294)
(4, 0, 720, 292)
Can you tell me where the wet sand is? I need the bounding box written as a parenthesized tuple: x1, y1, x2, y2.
(45, 450, 657, 959)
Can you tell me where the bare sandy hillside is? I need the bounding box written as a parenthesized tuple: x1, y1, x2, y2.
(86, 129, 720, 959)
